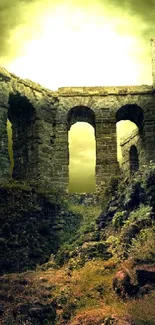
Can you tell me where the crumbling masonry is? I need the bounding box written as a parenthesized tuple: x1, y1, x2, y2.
(1, 37, 155, 194)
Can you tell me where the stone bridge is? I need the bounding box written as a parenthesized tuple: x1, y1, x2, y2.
(0, 37, 155, 194)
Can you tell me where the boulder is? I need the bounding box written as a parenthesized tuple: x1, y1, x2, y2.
(113, 268, 134, 298)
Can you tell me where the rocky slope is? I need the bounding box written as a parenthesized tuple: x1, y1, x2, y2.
(0, 163, 155, 324)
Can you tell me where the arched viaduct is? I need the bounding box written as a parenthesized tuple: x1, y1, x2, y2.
(0, 37, 155, 194)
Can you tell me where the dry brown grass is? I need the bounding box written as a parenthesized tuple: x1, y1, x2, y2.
(0, 259, 155, 325)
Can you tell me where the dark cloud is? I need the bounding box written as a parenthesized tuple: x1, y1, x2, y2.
(124, 0, 155, 41)
(0, 0, 43, 56)
(0, 0, 23, 55)
(0, 0, 155, 58)
(106, 0, 155, 19)
(100, 0, 155, 42)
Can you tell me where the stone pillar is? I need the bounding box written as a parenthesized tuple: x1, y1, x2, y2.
(33, 118, 68, 191)
(52, 123, 69, 191)
(150, 37, 155, 88)
(11, 120, 22, 180)
(33, 118, 57, 187)
(0, 107, 10, 180)
(25, 116, 38, 181)
(95, 120, 119, 193)
(12, 115, 38, 181)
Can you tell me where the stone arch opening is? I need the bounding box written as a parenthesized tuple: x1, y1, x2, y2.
(67, 106, 96, 193)
(129, 145, 139, 174)
(67, 106, 96, 131)
(116, 120, 138, 166)
(116, 104, 144, 167)
(8, 93, 36, 180)
(116, 104, 144, 128)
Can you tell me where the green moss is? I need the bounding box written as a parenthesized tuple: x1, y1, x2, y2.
(0, 184, 83, 274)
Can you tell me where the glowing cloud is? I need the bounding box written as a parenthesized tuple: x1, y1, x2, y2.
(1, 1, 152, 89)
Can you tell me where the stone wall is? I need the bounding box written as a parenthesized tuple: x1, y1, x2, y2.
(151, 37, 155, 88)
(57, 87, 155, 193)
(120, 129, 145, 176)
(0, 184, 83, 274)
(0, 66, 59, 186)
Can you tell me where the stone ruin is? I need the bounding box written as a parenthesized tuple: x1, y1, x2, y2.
(0, 37, 155, 195)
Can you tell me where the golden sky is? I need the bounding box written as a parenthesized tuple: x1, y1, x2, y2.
(0, 0, 153, 89)
(69, 122, 96, 193)
(1, 0, 154, 192)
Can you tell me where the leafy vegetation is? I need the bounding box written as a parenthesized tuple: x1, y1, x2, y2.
(129, 226, 155, 263)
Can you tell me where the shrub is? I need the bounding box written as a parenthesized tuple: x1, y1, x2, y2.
(106, 205, 154, 261)
(106, 235, 123, 261)
(125, 205, 152, 227)
(129, 226, 155, 263)
(112, 211, 127, 229)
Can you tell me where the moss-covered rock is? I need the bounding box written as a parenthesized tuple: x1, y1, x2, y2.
(0, 182, 82, 274)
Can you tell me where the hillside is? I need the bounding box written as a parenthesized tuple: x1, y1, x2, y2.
(0, 163, 155, 324)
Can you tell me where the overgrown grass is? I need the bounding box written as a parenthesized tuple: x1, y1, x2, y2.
(127, 292, 155, 325)
(129, 226, 155, 263)
(55, 204, 101, 266)
(106, 203, 155, 263)
(68, 204, 101, 233)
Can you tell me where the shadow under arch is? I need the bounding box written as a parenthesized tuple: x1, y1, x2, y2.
(67, 105, 96, 132)
(8, 92, 36, 180)
(129, 145, 139, 174)
(116, 104, 144, 129)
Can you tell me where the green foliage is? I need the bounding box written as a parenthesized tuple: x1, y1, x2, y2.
(125, 205, 152, 227)
(63, 204, 101, 245)
(129, 226, 155, 263)
(106, 204, 154, 261)
(100, 176, 119, 209)
(112, 211, 127, 229)
(106, 235, 123, 261)
(54, 243, 74, 266)
(0, 185, 83, 274)
(1, 179, 31, 190)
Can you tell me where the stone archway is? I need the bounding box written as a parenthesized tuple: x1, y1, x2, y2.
(67, 106, 96, 193)
(116, 104, 144, 129)
(68, 122, 96, 193)
(67, 106, 96, 131)
(116, 104, 144, 174)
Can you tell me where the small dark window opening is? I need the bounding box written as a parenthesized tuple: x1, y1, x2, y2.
(129, 145, 139, 174)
